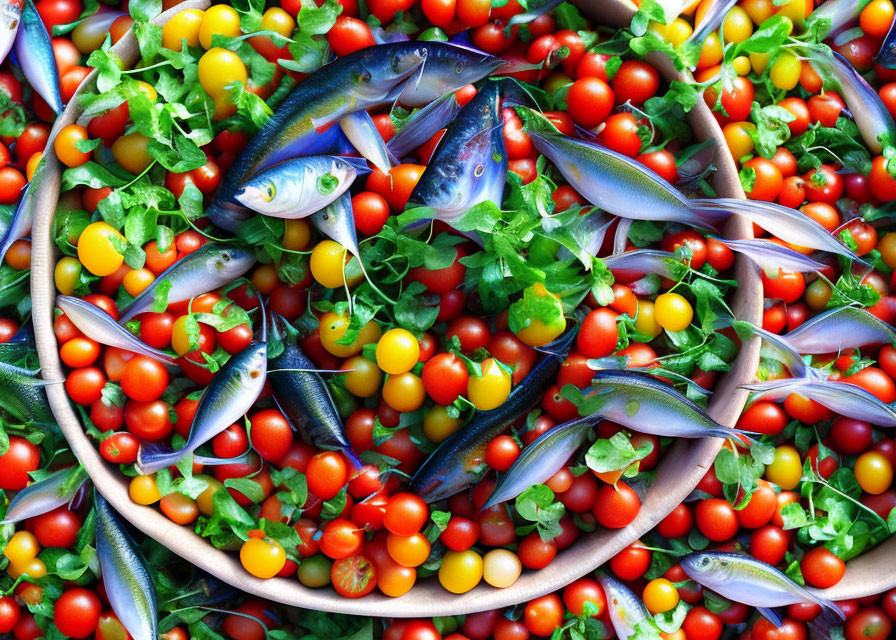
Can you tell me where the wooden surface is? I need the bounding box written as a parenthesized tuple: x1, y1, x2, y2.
(31, 0, 766, 616)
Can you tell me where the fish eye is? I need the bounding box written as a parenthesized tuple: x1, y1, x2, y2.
(474, 164, 484, 177)
(263, 184, 276, 202)
(698, 556, 711, 567)
(454, 61, 464, 75)
(390, 54, 405, 73)
(249, 370, 260, 379)
(222, 253, 231, 263)
(322, 212, 330, 220)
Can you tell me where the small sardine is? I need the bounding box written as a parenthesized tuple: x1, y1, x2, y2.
(137, 339, 268, 474)
(94, 494, 158, 640)
(732, 320, 813, 379)
(587, 370, 743, 439)
(339, 111, 394, 174)
(118, 243, 255, 324)
(235, 155, 368, 219)
(681, 552, 844, 625)
(1, 465, 87, 523)
(0, 0, 22, 66)
(783, 306, 896, 354)
(13, 0, 61, 114)
(599, 573, 653, 640)
(57, 295, 176, 365)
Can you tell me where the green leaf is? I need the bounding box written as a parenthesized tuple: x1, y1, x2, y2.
(298, 0, 342, 34)
(86, 40, 123, 93)
(61, 163, 129, 190)
(585, 432, 653, 475)
(515, 484, 565, 542)
(508, 283, 565, 336)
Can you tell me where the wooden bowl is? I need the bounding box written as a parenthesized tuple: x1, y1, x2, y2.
(31, 0, 762, 616)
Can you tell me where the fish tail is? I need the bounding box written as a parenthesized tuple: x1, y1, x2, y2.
(136, 443, 186, 475)
(688, 199, 732, 229)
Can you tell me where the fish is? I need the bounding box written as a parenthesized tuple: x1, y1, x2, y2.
(681, 552, 844, 626)
(709, 237, 829, 276)
(118, 243, 255, 324)
(805, 48, 896, 154)
(94, 493, 158, 640)
(407, 81, 506, 225)
(586, 370, 743, 439)
(208, 42, 503, 231)
(0, 360, 54, 423)
(0, 156, 42, 266)
(732, 320, 813, 379)
(13, 0, 61, 114)
(782, 306, 896, 354)
(691, 198, 867, 265)
(234, 155, 369, 219)
(410, 329, 577, 502)
(598, 573, 654, 640)
(1, 465, 87, 523)
(809, 0, 871, 42)
(0, 0, 22, 65)
(507, 0, 564, 27)
(529, 129, 724, 230)
(137, 334, 268, 474)
(602, 249, 689, 281)
(339, 110, 394, 174)
(268, 313, 359, 464)
(482, 413, 600, 509)
(387, 93, 460, 159)
(742, 378, 896, 427)
(57, 295, 176, 365)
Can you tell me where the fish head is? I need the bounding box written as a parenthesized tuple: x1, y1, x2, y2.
(239, 342, 269, 384)
(681, 553, 731, 588)
(235, 172, 283, 214)
(347, 47, 425, 103)
(399, 43, 503, 107)
(207, 245, 256, 281)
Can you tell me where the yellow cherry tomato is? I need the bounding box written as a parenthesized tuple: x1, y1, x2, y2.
(482, 549, 522, 589)
(749, 51, 770, 73)
(855, 451, 894, 495)
(512, 283, 566, 347)
(123, 268, 155, 297)
(765, 445, 802, 490)
(770, 52, 801, 91)
(77, 221, 125, 276)
(198, 48, 247, 98)
(283, 219, 311, 251)
(376, 328, 420, 375)
(198, 4, 241, 49)
(467, 358, 512, 411)
(9, 557, 47, 579)
(129, 475, 162, 505)
(643, 578, 680, 614)
(162, 8, 204, 51)
(136, 80, 158, 102)
(654, 292, 694, 332)
(742, 0, 775, 24)
(318, 312, 382, 358)
(54, 256, 82, 295)
(251, 264, 279, 295)
(170, 315, 196, 356)
(423, 405, 463, 443)
(722, 6, 753, 43)
(54, 124, 91, 168)
(664, 17, 693, 47)
(342, 356, 382, 398)
(112, 132, 153, 174)
(240, 536, 287, 579)
(696, 31, 722, 70)
(775, 0, 810, 24)
(3, 531, 39, 565)
(804, 279, 832, 311)
(310, 240, 352, 289)
(439, 549, 483, 594)
(732, 56, 751, 76)
(383, 372, 426, 412)
(195, 476, 224, 515)
(723, 122, 756, 162)
(879, 232, 896, 268)
(26, 151, 42, 181)
(634, 299, 661, 339)
(261, 7, 295, 36)
(212, 93, 238, 121)
(387, 533, 431, 568)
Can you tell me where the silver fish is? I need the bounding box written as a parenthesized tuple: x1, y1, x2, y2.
(57, 295, 176, 365)
(681, 552, 844, 625)
(119, 243, 255, 324)
(783, 306, 896, 354)
(1, 465, 87, 524)
(732, 320, 813, 379)
(235, 155, 368, 219)
(742, 378, 896, 426)
(0, 0, 21, 68)
(602, 249, 689, 281)
(137, 338, 268, 474)
(598, 573, 654, 640)
(13, 0, 61, 113)
(95, 494, 158, 640)
(710, 237, 829, 275)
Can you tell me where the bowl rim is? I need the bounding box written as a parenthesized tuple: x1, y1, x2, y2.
(31, 0, 770, 616)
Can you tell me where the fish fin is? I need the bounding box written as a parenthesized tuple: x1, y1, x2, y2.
(193, 452, 259, 467)
(136, 443, 185, 475)
(496, 59, 544, 74)
(337, 155, 373, 175)
(757, 608, 783, 627)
